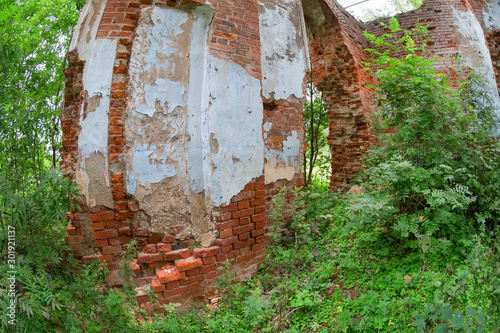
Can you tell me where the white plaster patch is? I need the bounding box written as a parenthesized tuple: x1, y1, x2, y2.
(70, 0, 107, 60)
(205, 56, 265, 206)
(127, 143, 177, 195)
(187, 6, 213, 194)
(260, 0, 308, 100)
(133, 8, 189, 117)
(127, 6, 192, 196)
(484, 0, 500, 30)
(453, 8, 500, 121)
(80, 39, 117, 157)
(265, 131, 301, 184)
(69, 0, 117, 205)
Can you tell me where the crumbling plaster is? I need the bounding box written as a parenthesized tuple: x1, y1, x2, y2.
(453, 6, 500, 120)
(70, 0, 116, 208)
(260, 0, 308, 184)
(483, 0, 500, 30)
(124, 4, 265, 242)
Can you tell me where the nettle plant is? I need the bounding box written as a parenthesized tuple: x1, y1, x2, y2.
(359, 17, 500, 242)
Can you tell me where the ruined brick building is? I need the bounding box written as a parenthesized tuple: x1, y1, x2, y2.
(62, 0, 500, 310)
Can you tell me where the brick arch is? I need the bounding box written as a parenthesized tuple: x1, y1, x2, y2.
(302, 0, 376, 191)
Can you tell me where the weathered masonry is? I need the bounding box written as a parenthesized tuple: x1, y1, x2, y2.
(62, 0, 500, 311)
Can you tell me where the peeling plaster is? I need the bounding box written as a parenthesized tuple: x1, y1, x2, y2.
(85, 152, 114, 208)
(453, 8, 500, 121)
(69, 0, 116, 207)
(187, 6, 213, 195)
(260, 0, 308, 100)
(80, 39, 116, 157)
(205, 56, 265, 205)
(484, 0, 500, 30)
(125, 5, 265, 245)
(133, 8, 189, 117)
(186, 6, 264, 207)
(127, 143, 177, 195)
(264, 131, 301, 184)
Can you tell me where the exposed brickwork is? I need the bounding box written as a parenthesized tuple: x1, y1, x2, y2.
(306, 0, 375, 191)
(61, 0, 499, 311)
(488, 31, 500, 96)
(211, 0, 261, 79)
(60, 51, 85, 175)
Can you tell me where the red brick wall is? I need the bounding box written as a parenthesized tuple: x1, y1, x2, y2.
(306, 0, 376, 191)
(61, 0, 499, 311)
(211, 0, 261, 79)
(62, 0, 270, 312)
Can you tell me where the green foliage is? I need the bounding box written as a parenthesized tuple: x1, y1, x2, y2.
(304, 79, 330, 186)
(0, 0, 84, 188)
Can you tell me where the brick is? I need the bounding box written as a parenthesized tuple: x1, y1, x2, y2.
(238, 232, 250, 241)
(156, 269, 186, 283)
(237, 200, 250, 209)
(135, 293, 150, 303)
(95, 239, 108, 247)
(151, 253, 165, 262)
(147, 235, 163, 243)
(239, 217, 251, 225)
(236, 251, 256, 264)
(193, 247, 220, 258)
(110, 174, 124, 183)
(166, 281, 180, 289)
(233, 224, 254, 235)
(252, 242, 266, 251)
(90, 212, 114, 222)
(251, 198, 266, 206)
(138, 254, 152, 264)
(251, 213, 265, 222)
(162, 235, 175, 243)
(232, 208, 254, 219)
(162, 287, 188, 298)
(188, 282, 202, 292)
(66, 224, 77, 235)
(107, 220, 130, 229)
(203, 256, 215, 265)
(199, 263, 217, 274)
(233, 240, 250, 250)
(152, 279, 166, 292)
(128, 202, 139, 211)
(180, 274, 204, 286)
(119, 227, 132, 236)
(101, 245, 122, 254)
(115, 212, 134, 220)
(164, 249, 192, 261)
(144, 244, 157, 253)
(218, 203, 237, 213)
(129, 261, 141, 275)
(220, 229, 233, 238)
(134, 229, 149, 237)
(175, 258, 203, 272)
(158, 243, 172, 252)
(185, 268, 200, 276)
(215, 220, 239, 231)
(94, 229, 118, 239)
(214, 236, 238, 246)
(221, 245, 233, 253)
(251, 228, 266, 237)
(108, 236, 132, 245)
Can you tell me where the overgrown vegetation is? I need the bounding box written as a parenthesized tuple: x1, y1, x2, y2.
(303, 73, 330, 187)
(1, 2, 499, 331)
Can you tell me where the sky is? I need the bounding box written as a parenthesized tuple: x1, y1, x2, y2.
(336, 0, 394, 19)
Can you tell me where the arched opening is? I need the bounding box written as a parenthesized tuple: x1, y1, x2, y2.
(302, 0, 376, 191)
